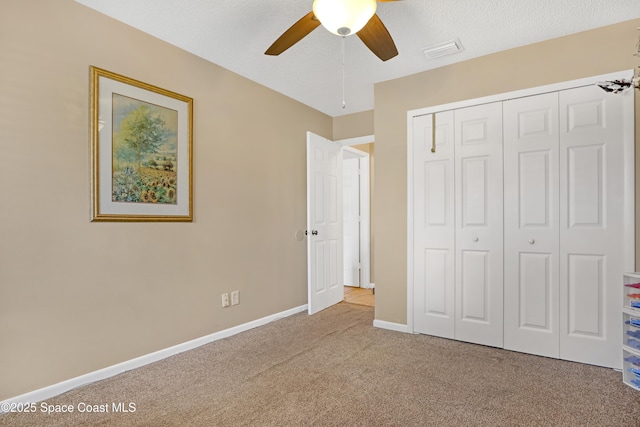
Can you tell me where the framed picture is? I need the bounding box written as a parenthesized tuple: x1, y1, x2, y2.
(90, 66, 193, 222)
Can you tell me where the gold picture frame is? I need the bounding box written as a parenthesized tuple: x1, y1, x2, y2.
(90, 66, 193, 222)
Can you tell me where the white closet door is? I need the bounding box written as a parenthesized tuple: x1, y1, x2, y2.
(454, 102, 504, 347)
(413, 111, 455, 338)
(559, 85, 626, 368)
(503, 92, 560, 358)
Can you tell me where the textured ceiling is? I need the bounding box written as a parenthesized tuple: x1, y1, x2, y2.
(74, 0, 640, 117)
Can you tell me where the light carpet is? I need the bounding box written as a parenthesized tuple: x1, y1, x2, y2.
(2, 303, 640, 426)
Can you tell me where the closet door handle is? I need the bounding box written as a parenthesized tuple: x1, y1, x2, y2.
(528, 239, 535, 245)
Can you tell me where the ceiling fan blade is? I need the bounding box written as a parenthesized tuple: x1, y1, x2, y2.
(265, 11, 321, 56)
(357, 14, 398, 61)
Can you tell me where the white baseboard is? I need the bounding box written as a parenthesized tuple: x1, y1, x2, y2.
(0, 304, 308, 412)
(373, 319, 409, 333)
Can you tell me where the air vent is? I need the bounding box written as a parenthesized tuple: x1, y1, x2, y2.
(422, 39, 464, 59)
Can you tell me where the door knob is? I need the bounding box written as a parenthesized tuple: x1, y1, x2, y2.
(528, 239, 535, 244)
(472, 237, 479, 242)
(312, 230, 318, 235)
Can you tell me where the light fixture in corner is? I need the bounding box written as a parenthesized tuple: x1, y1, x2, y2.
(633, 26, 640, 90)
(312, 0, 377, 36)
(422, 39, 464, 59)
(597, 27, 640, 93)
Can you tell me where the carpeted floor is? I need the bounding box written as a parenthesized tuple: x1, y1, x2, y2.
(2, 302, 640, 426)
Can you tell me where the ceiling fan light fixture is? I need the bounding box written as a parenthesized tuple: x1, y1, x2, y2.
(312, 0, 377, 36)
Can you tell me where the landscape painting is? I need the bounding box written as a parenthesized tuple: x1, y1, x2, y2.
(112, 94, 178, 205)
(91, 66, 193, 222)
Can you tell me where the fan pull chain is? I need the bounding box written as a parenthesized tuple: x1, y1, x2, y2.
(342, 36, 346, 109)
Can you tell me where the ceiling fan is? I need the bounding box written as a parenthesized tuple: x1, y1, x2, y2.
(265, 0, 401, 62)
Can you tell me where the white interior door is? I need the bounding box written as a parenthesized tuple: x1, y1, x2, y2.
(343, 155, 361, 287)
(454, 102, 504, 348)
(503, 92, 560, 358)
(412, 111, 456, 338)
(558, 85, 629, 368)
(307, 132, 343, 315)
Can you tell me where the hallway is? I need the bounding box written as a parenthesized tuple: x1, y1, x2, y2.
(344, 286, 374, 307)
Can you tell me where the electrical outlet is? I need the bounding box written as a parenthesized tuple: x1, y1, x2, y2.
(221, 293, 229, 308)
(231, 290, 239, 306)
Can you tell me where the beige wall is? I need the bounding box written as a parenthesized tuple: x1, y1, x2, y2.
(333, 110, 374, 140)
(373, 18, 640, 325)
(0, 0, 332, 400)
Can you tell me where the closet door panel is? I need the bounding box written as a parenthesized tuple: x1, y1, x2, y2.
(559, 85, 626, 369)
(460, 249, 489, 321)
(413, 111, 455, 338)
(461, 156, 488, 226)
(519, 151, 551, 226)
(518, 253, 552, 328)
(567, 145, 603, 227)
(454, 102, 503, 348)
(423, 248, 449, 314)
(567, 254, 604, 336)
(503, 92, 560, 358)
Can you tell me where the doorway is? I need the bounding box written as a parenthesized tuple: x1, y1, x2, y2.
(306, 133, 374, 314)
(343, 146, 370, 288)
(341, 141, 373, 307)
